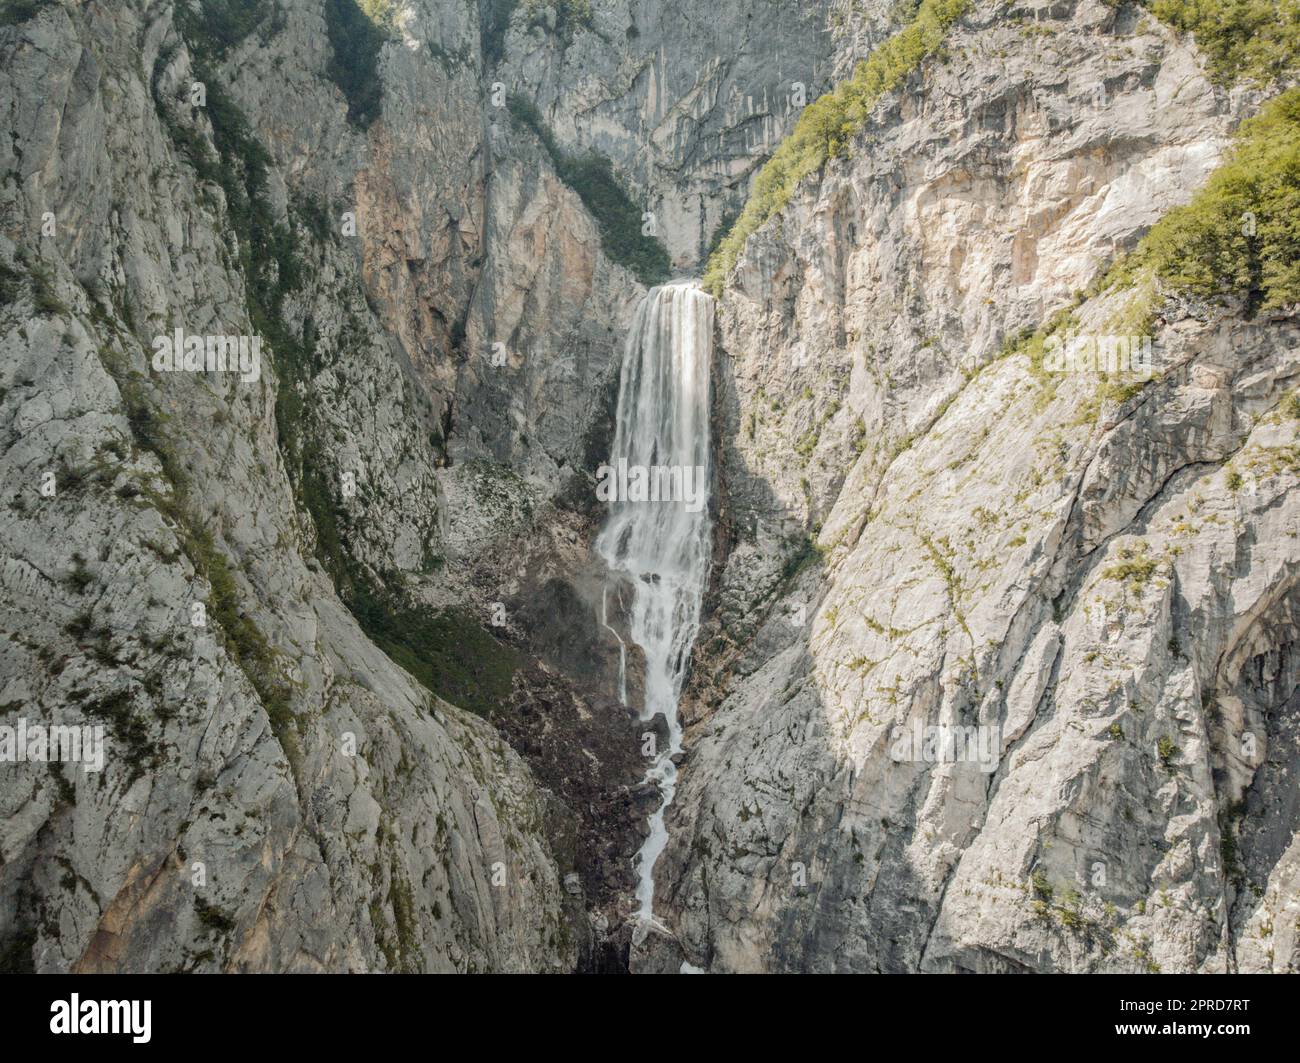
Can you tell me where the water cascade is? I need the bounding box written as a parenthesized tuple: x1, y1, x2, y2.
(595, 281, 714, 925)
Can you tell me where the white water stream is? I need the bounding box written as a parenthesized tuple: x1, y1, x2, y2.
(595, 281, 714, 926)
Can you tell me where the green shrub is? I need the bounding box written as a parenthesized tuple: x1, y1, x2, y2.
(0, 261, 21, 306)
(1114, 88, 1300, 312)
(65, 553, 94, 594)
(781, 534, 825, 581)
(482, 0, 518, 65)
(1102, 544, 1158, 591)
(1146, 0, 1300, 87)
(522, 0, 592, 37)
(358, 0, 398, 25)
(323, 0, 390, 128)
(0, 0, 58, 27)
(706, 210, 738, 258)
(175, 0, 274, 59)
(703, 0, 971, 295)
(194, 896, 236, 933)
(83, 689, 157, 783)
(30, 260, 68, 316)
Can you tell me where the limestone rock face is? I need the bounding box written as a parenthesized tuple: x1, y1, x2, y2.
(0, 0, 629, 973)
(496, 0, 847, 268)
(2, 0, 1296, 976)
(655, 0, 1300, 973)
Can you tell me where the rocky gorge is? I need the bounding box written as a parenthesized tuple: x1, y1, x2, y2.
(0, 0, 1297, 975)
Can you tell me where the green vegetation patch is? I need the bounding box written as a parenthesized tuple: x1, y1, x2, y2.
(522, 0, 592, 36)
(1109, 88, 1300, 313)
(0, 248, 69, 316)
(107, 356, 301, 769)
(781, 533, 826, 581)
(194, 896, 236, 933)
(176, 0, 275, 59)
(323, 0, 392, 128)
(0, 924, 36, 973)
(0, 260, 21, 306)
(82, 689, 157, 783)
(348, 582, 521, 718)
(703, 0, 971, 296)
(482, 0, 518, 65)
(1102, 542, 1159, 593)
(0, 0, 59, 27)
(507, 94, 671, 285)
(1144, 0, 1300, 88)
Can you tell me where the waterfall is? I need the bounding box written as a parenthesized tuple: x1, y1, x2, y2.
(601, 584, 628, 707)
(595, 281, 714, 926)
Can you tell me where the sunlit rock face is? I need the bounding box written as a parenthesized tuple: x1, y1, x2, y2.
(653, 1, 1300, 973)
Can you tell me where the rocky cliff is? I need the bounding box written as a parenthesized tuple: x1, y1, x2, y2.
(653, 0, 1300, 973)
(1, 0, 1296, 974)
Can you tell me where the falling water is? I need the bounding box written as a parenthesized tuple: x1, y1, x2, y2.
(601, 584, 628, 707)
(595, 281, 714, 926)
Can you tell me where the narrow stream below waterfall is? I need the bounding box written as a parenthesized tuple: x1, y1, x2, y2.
(595, 281, 714, 928)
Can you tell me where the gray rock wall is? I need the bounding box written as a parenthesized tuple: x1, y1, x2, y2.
(655, 0, 1300, 973)
(2, 0, 1296, 975)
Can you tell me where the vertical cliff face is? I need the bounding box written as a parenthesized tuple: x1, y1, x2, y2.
(654, 0, 1300, 973)
(1, 0, 1296, 975)
(0, 0, 839, 975)
(0, 0, 661, 973)
(493, 0, 847, 268)
(0, 0, 581, 972)
(0, 0, 592, 972)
